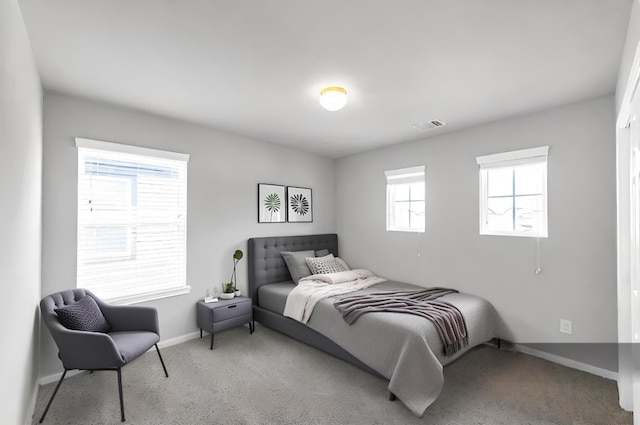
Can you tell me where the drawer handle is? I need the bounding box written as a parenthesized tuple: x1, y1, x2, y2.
(228, 305, 237, 309)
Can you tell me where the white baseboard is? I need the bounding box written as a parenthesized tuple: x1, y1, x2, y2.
(39, 369, 84, 386)
(512, 343, 618, 381)
(38, 331, 201, 386)
(156, 331, 200, 349)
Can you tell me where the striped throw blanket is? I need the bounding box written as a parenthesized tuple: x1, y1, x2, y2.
(333, 288, 469, 357)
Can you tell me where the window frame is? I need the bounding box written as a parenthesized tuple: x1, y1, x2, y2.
(476, 146, 549, 238)
(385, 165, 425, 233)
(76, 137, 191, 305)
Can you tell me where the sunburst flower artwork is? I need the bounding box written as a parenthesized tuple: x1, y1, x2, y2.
(287, 186, 312, 222)
(289, 193, 309, 215)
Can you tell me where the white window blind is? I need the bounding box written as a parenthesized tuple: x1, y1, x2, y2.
(385, 166, 425, 232)
(76, 138, 190, 304)
(476, 146, 549, 238)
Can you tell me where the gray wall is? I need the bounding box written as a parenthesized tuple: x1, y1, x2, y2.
(336, 96, 617, 370)
(0, 0, 43, 423)
(40, 91, 336, 378)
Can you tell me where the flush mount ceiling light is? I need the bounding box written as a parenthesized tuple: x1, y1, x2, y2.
(319, 86, 347, 111)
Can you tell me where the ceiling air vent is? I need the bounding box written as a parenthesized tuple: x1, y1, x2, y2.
(411, 120, 446, 133)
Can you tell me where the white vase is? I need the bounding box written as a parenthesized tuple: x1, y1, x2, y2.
(220, 292, 235, 300)
(234, 290, 241, 297)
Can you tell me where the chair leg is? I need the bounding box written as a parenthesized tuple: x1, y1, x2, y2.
(39, 369, 68, 423)
(155, 344, 169, 377)
(117, 368, 125, 422)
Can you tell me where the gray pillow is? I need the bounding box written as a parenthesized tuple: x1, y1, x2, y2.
(55, 295, 111, 333)
(315, 249, 330, 257)
(281, 250, 315, 284)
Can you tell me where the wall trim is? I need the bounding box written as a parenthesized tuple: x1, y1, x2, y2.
(156, 331, 200, 349)
(513, 343, 618, 382)
(39, 369, 83, 386)
(616, 38, 640, 413)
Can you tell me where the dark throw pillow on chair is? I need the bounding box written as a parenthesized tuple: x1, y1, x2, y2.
(55, 295, 111, 333)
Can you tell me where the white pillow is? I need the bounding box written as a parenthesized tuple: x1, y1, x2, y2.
(335, 257, 350, 271)
(306, 253, 348, 275)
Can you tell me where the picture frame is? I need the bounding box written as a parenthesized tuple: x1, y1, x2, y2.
(258, 184, 286, 223)
(287, 186, 313, 223)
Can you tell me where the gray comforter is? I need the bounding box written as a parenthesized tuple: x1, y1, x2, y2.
(303, 280, 499, 417)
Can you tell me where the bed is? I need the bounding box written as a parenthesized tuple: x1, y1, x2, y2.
(248, 233, 500, 416)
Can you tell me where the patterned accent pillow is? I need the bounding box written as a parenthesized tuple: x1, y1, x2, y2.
(306, 253, 347, 275)
(55, 296, 111, 333)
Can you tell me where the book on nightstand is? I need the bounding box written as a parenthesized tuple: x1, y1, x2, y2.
(203, 296, 218, 303)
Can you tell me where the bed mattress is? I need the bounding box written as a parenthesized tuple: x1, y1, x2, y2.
(257, 279, 499, 416)
(257, 281, 294, 314)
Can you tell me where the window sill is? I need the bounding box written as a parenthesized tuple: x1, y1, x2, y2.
(100, 286, 192, 305)
(480, 230, 547, 238)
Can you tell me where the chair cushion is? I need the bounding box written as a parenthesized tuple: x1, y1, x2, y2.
(109, 331, 160, 363)
(55, 295, 111, 333)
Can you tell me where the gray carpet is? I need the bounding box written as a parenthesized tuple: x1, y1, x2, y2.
(33, 324, 632, 425)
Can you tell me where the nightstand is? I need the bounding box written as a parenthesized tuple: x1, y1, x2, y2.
(196, 296, 254, 349)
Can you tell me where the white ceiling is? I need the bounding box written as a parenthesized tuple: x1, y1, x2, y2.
(18, 0, 632, 158)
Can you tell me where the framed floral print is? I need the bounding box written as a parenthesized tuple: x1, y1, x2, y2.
(287, 186, 312, 223)
(258, 184, 286, 223)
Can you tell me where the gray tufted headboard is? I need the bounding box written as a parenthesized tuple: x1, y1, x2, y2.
(247, 234, 338, 305)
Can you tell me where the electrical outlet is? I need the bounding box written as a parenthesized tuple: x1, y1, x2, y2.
(560, 319, 572, 335)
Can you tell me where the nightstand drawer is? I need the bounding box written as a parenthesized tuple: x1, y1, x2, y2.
(212, 313, 252, 334)
(212, 299, 252, 322)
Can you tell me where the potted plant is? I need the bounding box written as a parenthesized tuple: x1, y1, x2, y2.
(231, 249, 243, 296)
(220, 249, 243, 299)
(220, 281, 235, 299)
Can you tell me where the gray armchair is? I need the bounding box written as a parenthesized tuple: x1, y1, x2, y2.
(39, 288, 169, 422)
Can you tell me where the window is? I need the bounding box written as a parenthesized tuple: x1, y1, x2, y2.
(476, 146, 548, 238)
(385, 166, 425, 232)
(76, 138, 190, 304)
